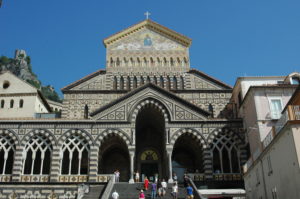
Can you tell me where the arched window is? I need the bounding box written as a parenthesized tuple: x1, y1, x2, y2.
(110, 57, 114, 67)
(211, 131, 241, 173)
(208, 104, 214, 118)
(120, 76, 124, 90)
(116, 58, 121, 67)
(130, 58, 134, 67)
(163, 57, 167, 66)
(160, 76, 164, 88)
(170, 57, 174, 66)
(19, 99, 24, 108)
(143, 57, 147, 67)
(173, 76, 178, 90)
(10, 100, 14, 108)
(133, 76, 137, 89)
(0, 134, 15, 174)
(150, 57, 154, 67)
(61, 134, 90, 175)
(180, 76, 185, 90)
(23, 135, 52, 175)
(0, 100, 4, 108)
(177, 57, 181, 67)
(84, 104, 89, 119)
(166, 76, 171, 90)
(126, 76, 131, 90)
(123, 57, 127, 67)
(113, 76, 117, 90)
(146, 76, 151, 84)
(137, 58, 141, 66)
(183, 57, 188, 66)
(157, 58, 161, 66)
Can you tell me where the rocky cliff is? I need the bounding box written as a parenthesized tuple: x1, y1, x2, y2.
(0, 50, 62, 102)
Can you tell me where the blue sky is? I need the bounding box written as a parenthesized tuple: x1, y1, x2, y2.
(1, 0, 300, 96)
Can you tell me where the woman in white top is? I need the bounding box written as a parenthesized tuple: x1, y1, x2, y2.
(171, 182, 178, 199)
(161, 179, 167, 196)
(135, 171, 140, 182)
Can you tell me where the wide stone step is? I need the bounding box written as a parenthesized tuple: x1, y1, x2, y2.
(83, 185, 105, 199)
(110, 183, 187, 199)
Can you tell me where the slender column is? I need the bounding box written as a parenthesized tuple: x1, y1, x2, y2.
(89, 146, 99, 182)
(50, 145, 60, 182)
(129, 151, 135, 183)
(167, 148, 173, 183)
(12, 145, 23, 182)
(203, 146, 213, 180)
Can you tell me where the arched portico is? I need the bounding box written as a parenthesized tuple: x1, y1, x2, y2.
(134, 99, 169, 181)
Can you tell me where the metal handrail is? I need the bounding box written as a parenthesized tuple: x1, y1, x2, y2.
(188, 177, 207, 199)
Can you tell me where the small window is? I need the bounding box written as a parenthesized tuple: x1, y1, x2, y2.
(3, 81, 10, 89)
(0, 100, 4, 108)
(10, 100, 14, 108)
(269, 98, 282, 119)
(19, 99, 24, 108)
(267, 155, 273, 175)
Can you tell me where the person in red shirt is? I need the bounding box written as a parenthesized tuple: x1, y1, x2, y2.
(144, 176, 149, 190)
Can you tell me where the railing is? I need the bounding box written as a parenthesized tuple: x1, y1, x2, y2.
(101, 174, 115, 199)
(58, 175, 88, 182)
(213, 173, 243, 181)
(20, 175, 50, 182)
(262, 128, 275, 149)
(187, 173, 206, 181)
(188, 177, 207, 199)
(96, 174, 113, 182)
(0, 175, 12, 182)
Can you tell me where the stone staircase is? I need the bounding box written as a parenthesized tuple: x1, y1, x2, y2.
(108, 182, 187, 199)
(83, 184, 105, 199)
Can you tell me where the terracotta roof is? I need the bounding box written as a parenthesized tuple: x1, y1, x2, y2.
(103, 19, 192, 47)
(61, 69, 106, 92)
(188, 69, 232, 89)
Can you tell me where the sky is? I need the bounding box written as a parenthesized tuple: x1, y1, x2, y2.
(1, 0, 300, 97)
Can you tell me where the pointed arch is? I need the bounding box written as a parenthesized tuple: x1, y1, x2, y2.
(176, 57, 181, 67)
(209, 129, 242, 173)
(170, 57, 175, 66)
(126, 76, 131, 90)
(137, 58, 141, 66)
(0, 133, 15, 174)
(140, 76, 145, 86)
(160, 76, 164, 88)
(133, 76, 137, 89)
(163, 57, 167, 66)
(166, 76, 171, 90)
(116, 57, 121, 67)
(130, 57, 134, 67)
(150, 57, 154, 67)
(180, 76, 184, 90)
(173, 76, 178, 90)
(120, 76, 124, 90)
(157, 57, 161, 66)
(146, 76, 151, 84)
(10, 100, 14, 108)
(113, 76, 117, 90)
(154, 76, 158, 85)
(123, 57, 127, 67)
(143, 57, 147, 67)
(110, 57, 114, 67)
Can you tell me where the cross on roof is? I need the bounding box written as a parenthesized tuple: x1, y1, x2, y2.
(144, 11, 151, 20)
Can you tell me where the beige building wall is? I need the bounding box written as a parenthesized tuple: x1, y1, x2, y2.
(244, 125, 300, 199)
(0, 72, 49, 118)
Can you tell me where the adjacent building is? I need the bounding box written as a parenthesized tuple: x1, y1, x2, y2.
(231, 73, 300, 198)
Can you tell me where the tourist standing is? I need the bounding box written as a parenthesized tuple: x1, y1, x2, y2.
(157, 180, 163, 198)
(171, 182, 178, 199)
(139, 190, 145, 199)
(135, 170, 140, 182)
(186, 184, 194, 199)
(151, 182, 157, 199)
(112, 190, 119, 199)
(114, 170, 120, 182)
(183, 173, 189, 187)
(161, 179, 167, 196)
(144, 176, 149, 190)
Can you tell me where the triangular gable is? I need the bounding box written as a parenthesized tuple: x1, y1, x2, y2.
(0, 71, 39, 93)
(103, 19, 192, 48)
(61, 70, 106, 92)
(189, 69, 232, 89)
(90, 83, 210, 122)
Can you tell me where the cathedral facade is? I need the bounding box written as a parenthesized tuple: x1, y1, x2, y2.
(0, 20, 246, 198)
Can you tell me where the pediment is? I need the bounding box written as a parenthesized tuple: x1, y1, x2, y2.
(103, 20, 192, 48)
(90, 84, 210, 122)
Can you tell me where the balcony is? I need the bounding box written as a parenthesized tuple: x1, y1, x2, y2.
(213, 173, 243, 181)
